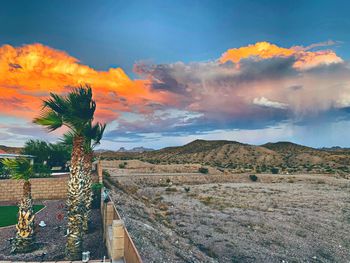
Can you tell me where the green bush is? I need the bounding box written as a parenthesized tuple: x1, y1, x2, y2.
(33, 163, 51, 178)
(198, 167, 209, 174)
(119, 162, 127, 169)
(271, 167, 279, 174)
(22, 139, 71, 170)
(102, 170, 110, 177)
(249, 174, 258, 182)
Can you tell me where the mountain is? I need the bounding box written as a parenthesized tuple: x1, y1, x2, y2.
(117, 146, 154, 153)
(262, 141, 313, 153)
(0, 145, 22, 154)
(100, 139, 350, 174)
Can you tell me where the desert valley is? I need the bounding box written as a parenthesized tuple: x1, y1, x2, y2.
(3, 139, 349, 262)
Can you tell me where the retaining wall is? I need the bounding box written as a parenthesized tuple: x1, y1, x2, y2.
(98, 161, 142, 263)
(101, 199, 143, 263)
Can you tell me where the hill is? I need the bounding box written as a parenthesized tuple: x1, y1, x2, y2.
(0, 145, 22, 154)
(100, 140, 350, 175)
(117, 146, 154, 153)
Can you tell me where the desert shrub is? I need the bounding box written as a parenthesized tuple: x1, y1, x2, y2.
(166, 178, 171, 183)
(198, 167, 209, 174)
(184, 186, 190, 193)
(197, 244, 218, 259)
(165, 187, 177, 192)
(119, 162, 126, 168)
(271, 167, 279, 174)
(255, 166, 261, 173)
(123, 184, 139, 194)
(249, 174, 258, 182)
(200, 196, 213, 205)
(157, 203, 169, 211)
(103, 170, 111, 177)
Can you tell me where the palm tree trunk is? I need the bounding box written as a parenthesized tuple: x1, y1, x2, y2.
(82, 151, 93, 232)
(12, 180, 35, 253)
(66, 135, 85, 260)
(78, 152, 93, 232)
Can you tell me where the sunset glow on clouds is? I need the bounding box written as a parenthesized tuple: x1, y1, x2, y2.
(219, 41, 343, 70)
(0, 43, 174, 121)
(1, 41, 350, 148)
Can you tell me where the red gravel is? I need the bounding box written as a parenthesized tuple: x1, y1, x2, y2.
(0, 200, 107, 261)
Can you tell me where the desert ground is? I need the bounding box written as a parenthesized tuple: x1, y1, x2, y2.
(103, 160, 350, 263)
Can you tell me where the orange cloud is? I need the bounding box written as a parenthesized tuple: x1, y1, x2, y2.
(219, 41, 342, 70)
(0, 43, 174, 122)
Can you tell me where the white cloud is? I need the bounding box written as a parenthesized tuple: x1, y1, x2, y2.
(253, 97, 288, 109)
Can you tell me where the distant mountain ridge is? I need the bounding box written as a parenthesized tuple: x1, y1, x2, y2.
(0, 145, 22, 154)
(100, 139, 350, 174)
(117, 146, 154, 153)
(3, 140, 350, 174)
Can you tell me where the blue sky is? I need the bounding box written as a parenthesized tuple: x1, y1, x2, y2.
(1, 0, 350, 71)
(1, 0, 350, 149)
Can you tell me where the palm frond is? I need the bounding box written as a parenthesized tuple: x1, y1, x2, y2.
(63, 85, 97, 133)
(1, 158, 34, 181)
(82, 122, 106, 149)
(60, 131, 75, 146)
(92, 123, 106, 147)
(34, 84, 97, 135)
(33, 111, 63, 131)
(43, 93, 69, 114)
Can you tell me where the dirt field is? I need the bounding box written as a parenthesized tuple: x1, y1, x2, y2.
(104, 162, 350, 263)
(101, 159, 221, 175)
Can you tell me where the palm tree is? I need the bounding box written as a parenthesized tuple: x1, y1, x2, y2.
(33, 85, 96, 260)
(2, 158, 35, 253)
(81, 122, 105, 232)
(62, 121, 105, 232)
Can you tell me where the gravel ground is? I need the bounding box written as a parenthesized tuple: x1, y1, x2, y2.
(106, 173, 350, 263)
(0, 200, 107, 261)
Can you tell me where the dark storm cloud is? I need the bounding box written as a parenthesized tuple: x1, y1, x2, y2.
(131, 50, 350, 138)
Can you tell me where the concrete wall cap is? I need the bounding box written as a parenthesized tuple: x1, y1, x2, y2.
(112, 219, 124, 226)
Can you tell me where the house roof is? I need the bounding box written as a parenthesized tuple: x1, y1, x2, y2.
(0, 149, 7, 154)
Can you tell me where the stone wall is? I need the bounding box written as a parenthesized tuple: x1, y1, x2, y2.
(0, 173, 98, 202)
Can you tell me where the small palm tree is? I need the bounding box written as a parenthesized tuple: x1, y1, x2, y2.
(2, 158, 35, 253)
(34, 85, 96, 260)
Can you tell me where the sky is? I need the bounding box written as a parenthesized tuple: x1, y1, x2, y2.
(1, 0, 350, 149)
